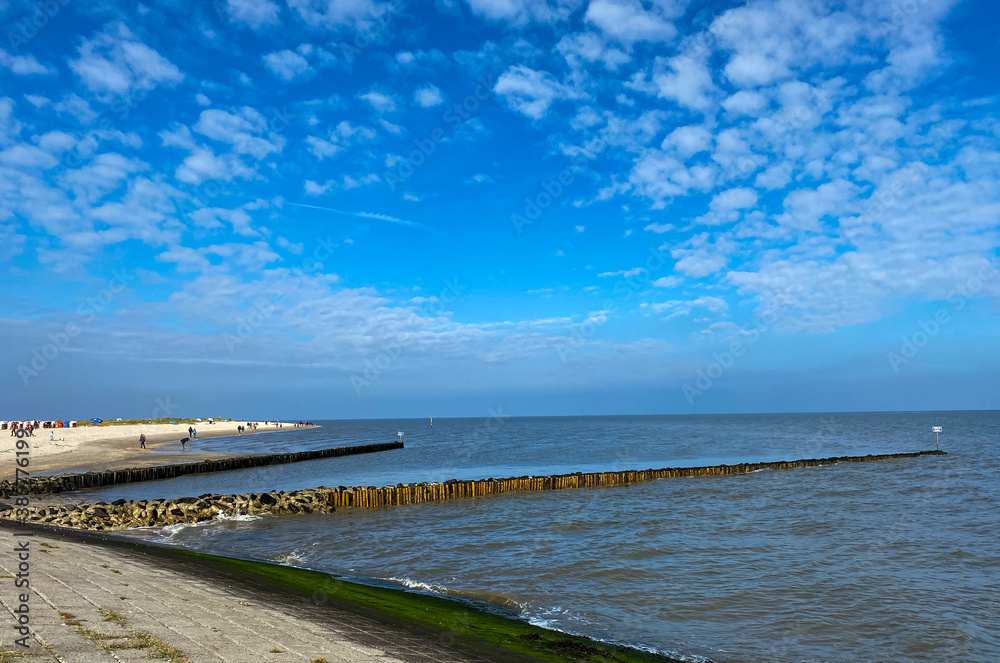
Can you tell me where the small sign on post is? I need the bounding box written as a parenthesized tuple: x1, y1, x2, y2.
(931, 426, 943, 451)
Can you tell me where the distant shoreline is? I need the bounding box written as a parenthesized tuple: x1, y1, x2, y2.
(2, 420, 318, 479)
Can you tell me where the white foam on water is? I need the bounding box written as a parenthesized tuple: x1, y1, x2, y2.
(215, 511, 262, 522)
(384, 576, 449, 594)
(272, 549, 309, 565)
(524, 608, 712, 663)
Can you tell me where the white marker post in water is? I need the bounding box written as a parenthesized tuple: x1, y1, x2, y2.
(932, 426, 943, 451)
(398, 431, 404, 443)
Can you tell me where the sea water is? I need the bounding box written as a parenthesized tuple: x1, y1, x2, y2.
(88, 412, 998, 662)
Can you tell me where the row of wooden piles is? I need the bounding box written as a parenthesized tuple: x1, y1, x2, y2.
(324, 450, 946, 509)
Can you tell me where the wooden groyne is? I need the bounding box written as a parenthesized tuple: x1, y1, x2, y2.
(0, 441, 404, 497)
(7, 450, 943, 531)
(322, 450, 947, 509)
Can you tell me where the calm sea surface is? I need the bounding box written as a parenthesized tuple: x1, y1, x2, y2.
(87, 412, 998, 662)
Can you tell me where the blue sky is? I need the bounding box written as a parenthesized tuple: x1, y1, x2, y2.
(1, 0, 998, 419)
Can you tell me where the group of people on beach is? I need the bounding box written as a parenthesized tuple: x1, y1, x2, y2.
(9, 422, 35, 436)
(132, 419, 312, 450)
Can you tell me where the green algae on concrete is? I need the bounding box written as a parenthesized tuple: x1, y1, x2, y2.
(168, 548, 683, 663)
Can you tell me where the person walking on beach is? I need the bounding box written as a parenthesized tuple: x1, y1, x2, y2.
(192, 427, 197, 438)
(139, 433, 146, 449)
(188, 426, 193, 438)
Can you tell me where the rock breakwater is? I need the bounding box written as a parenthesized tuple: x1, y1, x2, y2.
(13, 487, 335, 530)
(2, 450, 945, 532)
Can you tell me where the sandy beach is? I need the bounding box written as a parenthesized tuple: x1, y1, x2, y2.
(2, 420, 311, 478)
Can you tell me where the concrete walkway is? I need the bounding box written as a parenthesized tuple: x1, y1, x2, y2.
(0, 528, 494, 662)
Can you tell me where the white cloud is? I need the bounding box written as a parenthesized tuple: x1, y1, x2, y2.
(650, 295, 728, 316)
(59, 153, 146, 203)
(304, 179, 334, 195)
(463, 0, 580, 25)
(722, 90, 768, 116)
(277, 236, 304, 254)
(494, 65, 584, 119)
(661, 124, 712, 158)
(651, 51, 716, 111)
(629, 150, 715, 207)
(598, 267, 642, 278)
(379, 119, 403, 134)
(175, 147, 228, 184)
(263, 50, 312, 80)
(304, 120, 375, 160)
(286, 0, 394, 29)
(695, 187, 758, 225)
(776, 179, 857, 230)
(414, 85, 444, 108)
(755, 161, 793, 190)
(584, 0, 677, 43)
(54, 94, 98, 124)
(195, 93, 211, 106)
(359, 91, 397, 113)
(70, 23, 183, 96)
(193, 108, 285, 159)
(671, 233, 735, 278)
(0, 144, 59, 169)
(0, 49, 54, 75)
(23, 95, 50, 108)
(712, 187, 758, 211)
(712, 1, 862, 89)
(37, 131, 77, 153)
(305, 136, 340, 160)
(227, 0, 281, 29)
(652, 275, 682, 288)
(556, 32, 630, 71)
(190, 207, 260, 237)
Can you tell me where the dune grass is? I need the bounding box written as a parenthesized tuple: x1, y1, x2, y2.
(79, 418, 231, 427)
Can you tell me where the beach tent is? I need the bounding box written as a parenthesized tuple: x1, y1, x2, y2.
(89, 418, 102, 424)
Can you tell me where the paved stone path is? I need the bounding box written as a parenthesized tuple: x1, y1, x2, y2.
(0, 528, 494, 662)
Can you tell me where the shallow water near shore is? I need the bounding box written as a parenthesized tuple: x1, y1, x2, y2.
(96, 411, 999, 662)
